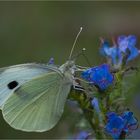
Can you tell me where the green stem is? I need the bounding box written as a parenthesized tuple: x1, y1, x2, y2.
(68, 90, 107, 139)
(82, 108, 106, 139)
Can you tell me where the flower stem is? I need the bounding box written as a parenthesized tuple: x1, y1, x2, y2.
(119, 131, 126, 140)
(68, 90, 107, 139)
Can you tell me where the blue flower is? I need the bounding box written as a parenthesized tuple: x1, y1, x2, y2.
(105, 112, 125, 139)
(100, 35, 139, 65)
(118, 35, 139, 61)
(91, 97, 100, 113)
(76, 131, 90, 140)
(91, 98, 103, 123)
(100, 40, 122, 65)
(105, 111, 138, 139)
(81, 64, 114, 91)
(48, 57, 54, 65)
(121, 111, 138, 134)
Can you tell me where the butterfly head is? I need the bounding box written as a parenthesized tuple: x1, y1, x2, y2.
(59, 60, 76, 74)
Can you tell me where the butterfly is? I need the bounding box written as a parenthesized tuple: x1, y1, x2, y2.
(0, 27, 83, 132)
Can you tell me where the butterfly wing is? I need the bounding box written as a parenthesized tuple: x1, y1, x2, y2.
(2, 71, 72, 132)
(0, 63, 58, 108)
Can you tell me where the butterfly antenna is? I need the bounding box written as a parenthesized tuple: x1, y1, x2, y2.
(72, 48, 91, 67)
(82, 49, 92, 67)
(69, 27, 83, 60)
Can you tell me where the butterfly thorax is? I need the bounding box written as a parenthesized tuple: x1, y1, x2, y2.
(59, 60, 75, 73)
(59, 60, 75, 84)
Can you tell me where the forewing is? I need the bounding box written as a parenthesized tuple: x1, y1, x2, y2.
(2, 72, 72, 132)
(0, 63, 58, 108)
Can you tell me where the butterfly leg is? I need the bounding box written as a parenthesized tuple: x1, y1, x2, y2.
(72, 77, 93, 92)
(76, 65, 89, 69)
(73, 85, 85, 92)
(72, 77, 85, 92)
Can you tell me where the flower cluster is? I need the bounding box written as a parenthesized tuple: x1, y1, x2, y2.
(78, 35, 139, 140)
(100, 35, 139, 67)
(105, 111, 138, 139)
(82, 35, 139, 91)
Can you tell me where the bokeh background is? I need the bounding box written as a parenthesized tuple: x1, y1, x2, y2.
(0, 1, 140, 139)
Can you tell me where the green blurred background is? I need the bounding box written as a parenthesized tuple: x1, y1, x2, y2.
(0, 1, 140, 139)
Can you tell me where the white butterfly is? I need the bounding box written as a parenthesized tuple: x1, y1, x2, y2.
(0, 61, 75, 132)
(0, 27, 83, 132)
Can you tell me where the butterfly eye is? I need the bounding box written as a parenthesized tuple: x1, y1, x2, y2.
(7, 81, 19, 90)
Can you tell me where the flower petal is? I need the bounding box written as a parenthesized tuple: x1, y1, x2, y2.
(82, 64, 114, 91)
(100, 41, 110, 56)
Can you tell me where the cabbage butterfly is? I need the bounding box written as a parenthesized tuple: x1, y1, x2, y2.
(0, 27, 83, 132)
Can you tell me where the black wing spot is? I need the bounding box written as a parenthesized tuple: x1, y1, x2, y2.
(7, 81, 19, 90)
